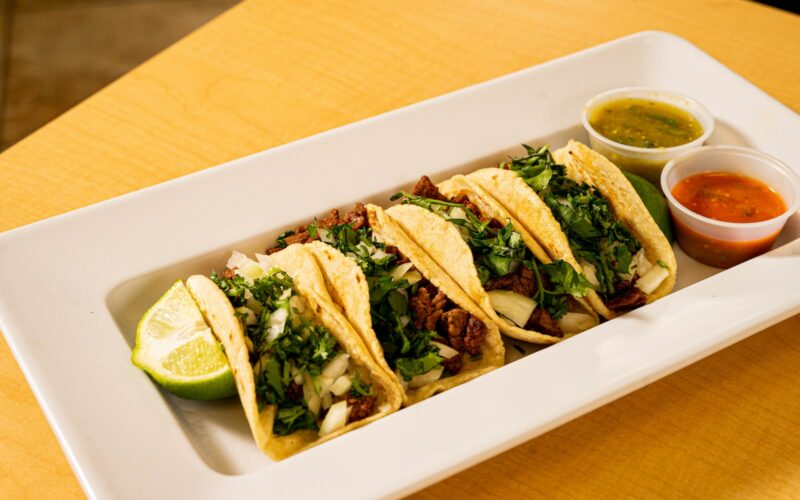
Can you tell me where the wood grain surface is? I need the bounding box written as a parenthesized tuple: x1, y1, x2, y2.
(0, 0, 798, 497)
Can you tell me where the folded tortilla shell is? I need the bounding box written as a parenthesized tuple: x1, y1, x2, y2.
(387, 176, 598, 345)
(186, 246, 401, 460)
(442, 175, 597, 337)
(468, 167, 615, 319)
(303, 203, 505, 405)
(552, 140, 677, 301)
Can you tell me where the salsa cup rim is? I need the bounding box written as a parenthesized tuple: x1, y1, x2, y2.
(660, 145, 800, 231)
(581, 86, 715, 156)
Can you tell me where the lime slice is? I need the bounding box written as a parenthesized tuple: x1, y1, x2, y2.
(623, 170, 675, 244)
(132, 280, 237, 400)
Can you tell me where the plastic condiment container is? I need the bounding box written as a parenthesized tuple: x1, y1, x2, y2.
(582, 87, 715, 184)
(661, 145, 800, 268)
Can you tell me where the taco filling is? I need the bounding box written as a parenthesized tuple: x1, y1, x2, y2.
(393, 177, 594, 338)
(267, 203, 489, 388)
(501, 145, 669, 311)
(211, 260, 378, 437)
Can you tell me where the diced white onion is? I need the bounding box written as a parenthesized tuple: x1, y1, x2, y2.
(632, 249, 653, 277)
(236, 306, 257, 325)
(432, 341, 459, 359)
(266, 307, 288, 341)
(238, 262, 265, 282)
(390, 262, 414, 281)
(322, 353, 350, 379)
(407, 366, 445, 389)
(391, 262, 422, 285)
(355, 242, 372, 256)
(291, 364, 303, 385)
(228, 252, 265, 282)
(372, 248, 391, 261)
(318, 227, 335, 244)
(448, 207, 468, 221)
(321, 392, 333, 410)
(580, 260, 600, 288)
(433, 205, 449, 217)
(330, 375, 352, 396)
(303, 376, 321, 414)
(319, 400, 349, 437)
(254, 254, 281, 276)
(226, 251, 250, 271)
(556, 312, 596, 335)
(403, 271, 422, 285)
(318, 375, 333, 398)
(307, 393, 321, 415)
(635, 265, 669, 295)
(487, 290, 537, 328)
(400, 315, 410, 327)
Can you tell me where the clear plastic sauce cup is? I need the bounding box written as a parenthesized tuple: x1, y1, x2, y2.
(582, 87, 714, 184)
(661, 145, 800, 268)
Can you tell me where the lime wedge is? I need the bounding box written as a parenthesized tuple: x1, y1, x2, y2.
(131, 280, 237, 400)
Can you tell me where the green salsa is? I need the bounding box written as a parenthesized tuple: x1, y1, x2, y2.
(589, 98, 703, 148)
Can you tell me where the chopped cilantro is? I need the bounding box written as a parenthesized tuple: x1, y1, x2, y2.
(307, 222, 319, 239)
(395, 351, 443, 381)
(502, 145, 643, 297)
(274, 405, 317, 436)
(211, 271, 249, 307)
(219, 269, 341, 436)
(276, 230, 295, 248)
(249, 271, 293, 305)
(275, 217, 443, 380)
(393, 192, 590, 319)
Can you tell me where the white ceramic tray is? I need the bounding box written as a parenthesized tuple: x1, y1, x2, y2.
(1, 31, 799, 499)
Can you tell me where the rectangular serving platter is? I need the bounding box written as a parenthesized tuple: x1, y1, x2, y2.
(1, 31, 799, 499)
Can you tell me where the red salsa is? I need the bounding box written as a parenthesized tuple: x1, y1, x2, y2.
(671, 172, 787, 268)
(672, 218, 779, 268)
(672, 172, 786, 223)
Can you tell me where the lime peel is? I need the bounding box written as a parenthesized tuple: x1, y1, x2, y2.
(132, 280, 237, 400)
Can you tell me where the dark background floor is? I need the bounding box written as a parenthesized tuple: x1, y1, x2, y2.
(0, 1, 795, 152)
(0, 0, 237, 150)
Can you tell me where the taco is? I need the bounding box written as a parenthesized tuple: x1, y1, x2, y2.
(185, 244, 402, 461)
(266, 203, 504, 405)
(468, 140, 676, 319)
(389, 175, 599, 344)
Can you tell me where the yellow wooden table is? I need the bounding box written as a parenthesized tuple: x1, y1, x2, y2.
(1, 0, 799, 497)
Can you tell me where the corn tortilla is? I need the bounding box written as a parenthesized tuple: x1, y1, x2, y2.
(303, 204, 505, 405)
(186, 245, 401, 460)
(468, 167, 615, 319)
(387, 175, 598, 345)
(553, 140, 677, 301)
